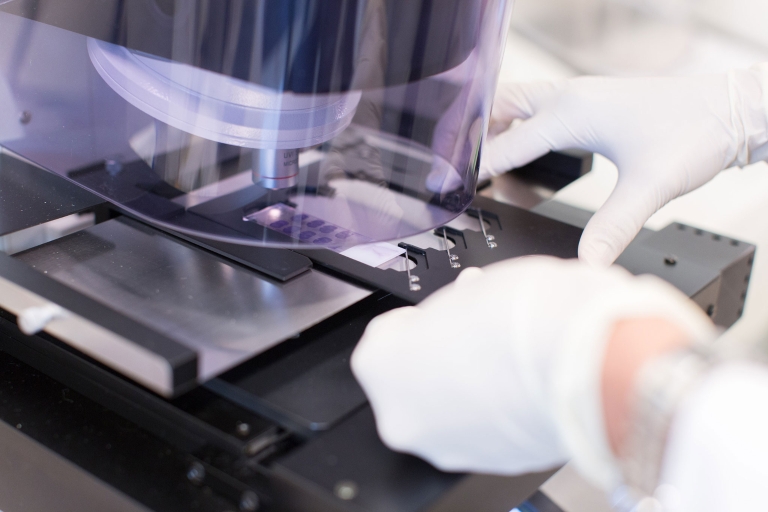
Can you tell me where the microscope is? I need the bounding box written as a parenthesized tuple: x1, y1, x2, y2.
(0, 1, 753, 511)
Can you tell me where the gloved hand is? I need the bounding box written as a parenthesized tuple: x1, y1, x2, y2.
(479, 66, 768, 266)
(351, 257, 716, 489)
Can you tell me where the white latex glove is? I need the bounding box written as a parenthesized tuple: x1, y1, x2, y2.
(351, 257, 715, 490)
(480, 65, 768, 266)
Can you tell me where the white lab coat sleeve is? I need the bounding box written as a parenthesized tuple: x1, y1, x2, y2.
(751, 63, 768, 164)
(658, 362, 768, 511)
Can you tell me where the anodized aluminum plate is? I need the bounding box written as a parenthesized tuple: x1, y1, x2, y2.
(14, 217, 371, 382)
(0, 151, 104, 237)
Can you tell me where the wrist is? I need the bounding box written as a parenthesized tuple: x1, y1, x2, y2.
(551, 273, 716, 492)
(602, 317, 693, 456)
(619, 344, 715, 500)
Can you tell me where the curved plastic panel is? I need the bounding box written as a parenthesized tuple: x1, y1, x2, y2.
(87, 39, 363, 150)
(0, 0, 514, 249)
(1, 0, 486, 93)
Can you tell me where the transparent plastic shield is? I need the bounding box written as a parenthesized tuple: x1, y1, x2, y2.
(0, 0, 513, 249)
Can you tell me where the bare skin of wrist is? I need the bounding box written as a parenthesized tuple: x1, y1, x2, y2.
(602, 317, 693, 455)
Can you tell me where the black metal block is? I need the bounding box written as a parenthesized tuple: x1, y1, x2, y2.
(270, 407, 553, 512)
(534, 200, 756, 328)
(0, 152, 104, 236)
(509, 150, 594, 191)
(617, 223, 755, 328)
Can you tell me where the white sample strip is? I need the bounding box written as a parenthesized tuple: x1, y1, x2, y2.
(341, 242, 405, 268)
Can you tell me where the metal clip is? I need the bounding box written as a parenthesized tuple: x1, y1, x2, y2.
(477, 210, 497, 249)
(404, 247, 421, 291)
(442, 229, 461, 268)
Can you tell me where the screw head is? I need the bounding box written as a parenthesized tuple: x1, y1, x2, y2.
(409, 284, 422, 292)
(186, 462, 205, 485)
(334, 480, 358, 501)
(105, 159, 123, 175)
(236, 422, 251, 437)
(664, 255, 677, 266)
(487, 242, 498, 249)
(486, 235, 495, 241)
(451, 262, 461, 269)
(409, 275, 420, 283)
(239, 490, 259, 511)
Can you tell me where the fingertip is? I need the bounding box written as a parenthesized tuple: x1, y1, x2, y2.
(455, 266, 484, 286)
(579, 213, 635, 267)
(577, 237, 619, 268)
(578, 178, 669, 269)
